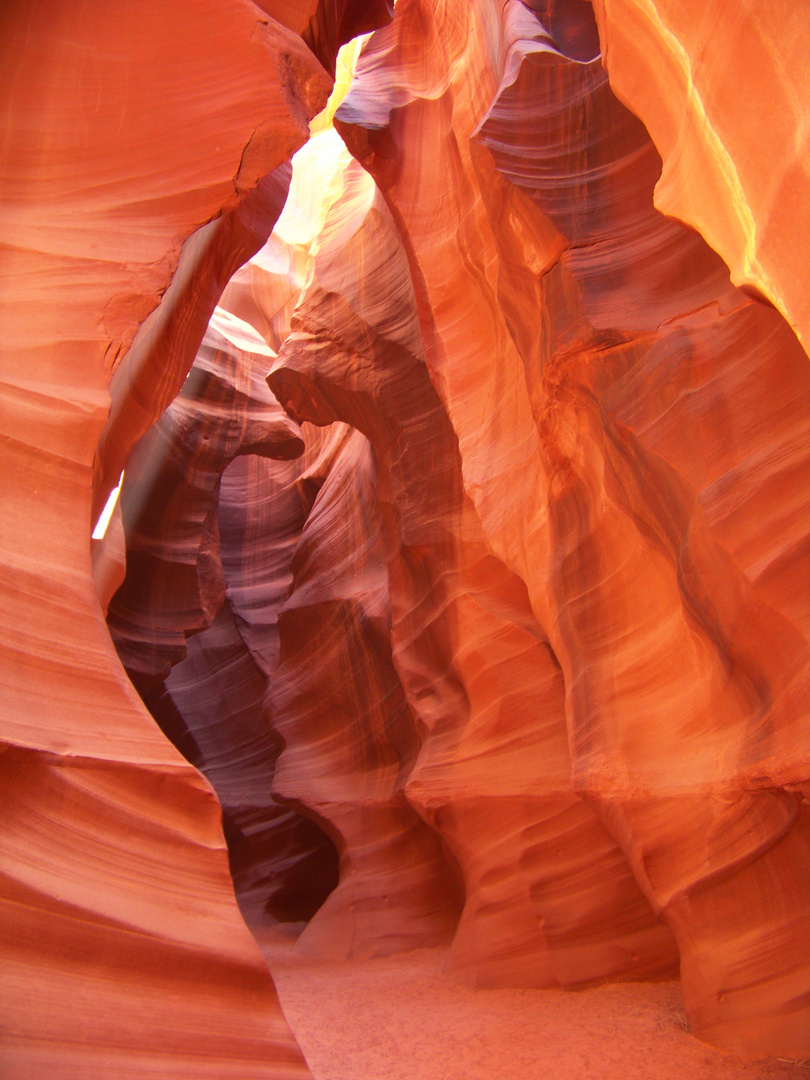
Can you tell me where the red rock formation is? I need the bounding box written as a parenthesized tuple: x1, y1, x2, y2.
(0, 2, 336, 1075)
(92, 161, 298, 528)
(107, 309, 305, 678)
(2, 0, 809, 1071)
(256, 0, 393, 75)
(266, 424, 463, 959)
(591, 0, 810, 360)
(267, 137, 679, 984)
(91, 1, 394, 520)
(331, 0, 810, 1055)
(148, 600, 339, 927)
(105, 311, 341, 931)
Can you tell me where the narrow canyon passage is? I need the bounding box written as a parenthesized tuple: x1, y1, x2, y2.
(2, 2, 810, 1077)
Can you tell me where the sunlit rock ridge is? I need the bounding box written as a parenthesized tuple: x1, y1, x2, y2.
(1, 0, 808, 1075)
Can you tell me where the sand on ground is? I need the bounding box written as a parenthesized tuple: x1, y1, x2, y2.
(256, 928, 809, 1080)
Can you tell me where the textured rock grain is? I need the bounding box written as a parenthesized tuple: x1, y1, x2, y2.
(0, 3, 330, 1076)
(591, 0, 810, 359)
(2, 0, 809, 1071)
(332, 0, 810, 1054)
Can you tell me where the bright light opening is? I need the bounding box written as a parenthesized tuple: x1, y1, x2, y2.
(92, 473, 123, 540)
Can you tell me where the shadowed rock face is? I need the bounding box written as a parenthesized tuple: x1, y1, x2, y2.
(107, 310, 306, 679)
(106, 309, 341, 931)
(2, 0, 809, 1074)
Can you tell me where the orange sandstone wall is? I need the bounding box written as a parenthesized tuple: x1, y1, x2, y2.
(0, 2, 330, 1077)
(591, 0, 810, 359)
(1, 0, 809, 1072)
(329, 0, 810, 1054)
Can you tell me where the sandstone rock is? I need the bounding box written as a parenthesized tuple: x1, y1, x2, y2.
(106, 310, 342, 932)
(268, 134, 678, 983)
(146, 599, 339, 927)
(591, 0, 810, 360)
(92, 161, 302, 529)
(334, 0, 810, 1053)
(256, 0, 393, 75)
(0, 2, 329, 1075)
(107, 309, 305, 679)
(266, 425, 463, 959)
(3, 0, 809, 1069)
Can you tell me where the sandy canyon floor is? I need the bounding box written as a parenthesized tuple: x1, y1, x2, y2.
(258, 928, 809, 1080)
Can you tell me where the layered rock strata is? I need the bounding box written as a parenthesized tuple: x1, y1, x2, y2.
(2, 0, 809, 1071)
(147, 600, 339, 927)
(107, 310, 305, 679)
(267, 143, 679, 983)
(106, 310, 342, 929)
(266, 423, 463, 959)
(591, 0, 810, 360)
(326, 0, 810, 1054)
(0, 1, 343, 1075)
(256, 0, 393, 75)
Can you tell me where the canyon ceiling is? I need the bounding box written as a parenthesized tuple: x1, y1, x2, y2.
(1, 0, 809, 1076)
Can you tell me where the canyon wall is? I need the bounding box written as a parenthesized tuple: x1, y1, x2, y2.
(0, 2, 369, 1076)
(1, 0, 808, 1074)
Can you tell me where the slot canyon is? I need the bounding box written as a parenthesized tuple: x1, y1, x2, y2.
(1, 1, 809, 1077)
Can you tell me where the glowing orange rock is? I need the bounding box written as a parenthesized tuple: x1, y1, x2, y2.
(268, 129, 678, 982)
(591, 0, 810, 361)
(3, 0, 809, 1069)
(0, 2, 331, 1074)
(335, 0, 810, 1055)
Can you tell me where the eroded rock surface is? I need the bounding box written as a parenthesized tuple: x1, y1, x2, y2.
(329, 0, 810, 1055)
(2, 0, 809, 1072)
(0, 2, 337, 1076)
(268, 142, 678, 984)
(591, 0, 810, 359)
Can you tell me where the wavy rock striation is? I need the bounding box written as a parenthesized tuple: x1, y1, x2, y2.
(107, 310, 305, 678)
(268, 141, 679, 983)
(591, 0, 810, 360)
(2, 0, 809, 1071)
(328, 0, 810, 1055)
(107, 310, 342, 931)
(147, 598, 340, 928)
(0, 2, 341, 1076)
(266, 423, 463, 959)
